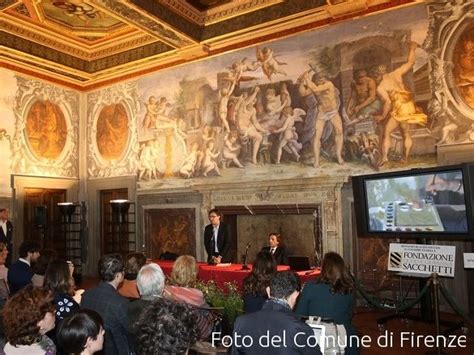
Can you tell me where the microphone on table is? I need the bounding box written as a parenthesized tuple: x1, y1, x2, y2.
(241, 242, 251, 270)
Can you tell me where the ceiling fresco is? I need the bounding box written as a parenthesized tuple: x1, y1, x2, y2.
(0, 0, 414, 89)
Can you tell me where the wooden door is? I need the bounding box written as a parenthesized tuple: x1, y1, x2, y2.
(100, 188, 128, 255)
(23, 188, 67, 249)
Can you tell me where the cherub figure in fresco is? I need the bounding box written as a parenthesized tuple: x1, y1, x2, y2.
(375, 42, 427, 166)
(260, 83, 291, 133)
(201, 125, 216, 147)
(273, 106, 305, 164)
(256, 47, 287, 81)
(179, 142, 200, 178)
(227, 57, 260, 84)
(218, 76, 238, 132)
(138, 140, 160, 180)
(300, 70, 344, 168)
(223, 131, 244, 168)
(176, 118, 187, 140)
(202, 140, 221, 177)
(143, 96, 158, 129)
(235, 87, 269, 164)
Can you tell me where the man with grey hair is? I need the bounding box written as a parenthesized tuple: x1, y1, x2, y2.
(128, 263, 166, 344)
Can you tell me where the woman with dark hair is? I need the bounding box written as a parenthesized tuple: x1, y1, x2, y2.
(32, 249, 58, 287)
(43, 259, 80, 322)
(118, 252, 147, 299)
(135, 298, 199, 355)
(242, 251, 277, 313)
(57, 309, 105, 355)
(296, 252, 359, 355)
(2, 285, 56, 354)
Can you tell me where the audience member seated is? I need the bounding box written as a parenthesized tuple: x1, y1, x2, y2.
(2, 285, 56, 354)
(44, 259, 80, 322)
(164, 255, 207, 307)
(128, 263, 165, 341)
(32, 249, 57, 288)
(296, 252, 359, 355)
(118, 252, 146, 299)
(57, 309, 105, 355)
(232, 271, 320, 355)
(242, 251, 276, 313)
(7, 240, 40, 295)
(81, 254, 132, 355)
(260, 233, 289, 265)
(135, 298, 199, 355)
(0, 242, 10, 304)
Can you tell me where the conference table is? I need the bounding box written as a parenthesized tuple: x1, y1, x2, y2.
(155, 260, 320, 290)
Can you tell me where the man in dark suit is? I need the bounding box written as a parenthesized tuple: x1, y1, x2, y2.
(0, 208, 13, 267)
(261, 233, 289, 265)
(7, 240, 40, 294)
(81, 254, 132, 355)
(204, 208, 232, 264)
(231, 272, 321, 355)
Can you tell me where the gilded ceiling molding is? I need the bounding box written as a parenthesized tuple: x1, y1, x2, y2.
(91, 0, 195, 48)
(325, 0, 369, 18)
(158, 0, 284, 26)
(0, 0, 18, 11)
(10, 77, 79, 177)
(87, 81, 140, 178)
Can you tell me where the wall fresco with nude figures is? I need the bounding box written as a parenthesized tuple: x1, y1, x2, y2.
(83, 2, 473, 186)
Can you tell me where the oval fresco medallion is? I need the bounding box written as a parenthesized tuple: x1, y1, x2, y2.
(25, 100, 67, 160)
(96, 103, 129, 160)
(453, 24, 474, 109)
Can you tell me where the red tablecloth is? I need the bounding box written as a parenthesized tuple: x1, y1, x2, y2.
(155, 260, 320, 290)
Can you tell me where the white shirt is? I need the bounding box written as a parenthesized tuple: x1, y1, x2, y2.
(213, 225, 219, 253)
(19, 258, 30, 267)
(270, 247, 276, 254)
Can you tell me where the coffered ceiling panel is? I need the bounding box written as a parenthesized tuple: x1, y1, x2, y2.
(0, 0, 413, 89)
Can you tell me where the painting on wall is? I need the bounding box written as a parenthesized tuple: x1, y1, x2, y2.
(144, 208, 196, 259)
(96, 103, 129, 161)
(132, 3, 449, 188)
(25, 100, 67, 160)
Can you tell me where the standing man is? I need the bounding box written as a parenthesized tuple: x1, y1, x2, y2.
(231, 272, 320, 355)
(261, 233, 289, 265)
(204, 209, 231, 264)
(0, 208, 13, 267)
(7, 240, 40, 294)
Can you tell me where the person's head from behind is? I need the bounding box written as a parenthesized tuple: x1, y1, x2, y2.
(32, 249, 57, 276)
(18, 240, 41, 263)
(253, 251, 277, 277)
(268, 233, 282, 248)
(124, 252, 147, 280)
(268, 271, 301, 309)
(136, 298, 199, 355)
(58, 309, 105, 355)
(320, 252, 353, 294)
(44, 259, 75, 296)
(0, 242, 8, 265)
(98, 254, 124, 285)
(137, 263, 165, 300)
(170, 255, 198, 287)
(2, 285, 55, 346)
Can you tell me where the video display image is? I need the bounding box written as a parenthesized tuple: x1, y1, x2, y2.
(365, 170, 468, 233)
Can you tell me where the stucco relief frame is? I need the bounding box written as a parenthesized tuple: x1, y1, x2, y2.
(87, 81, 140, 178)
(11, 77, 79, 177)
(426, 0, 474, 140)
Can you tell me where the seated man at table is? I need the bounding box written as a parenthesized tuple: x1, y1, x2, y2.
(231, 271, 321, 355)
(204, 209, 232, 264)
(261, 233, 289, 265)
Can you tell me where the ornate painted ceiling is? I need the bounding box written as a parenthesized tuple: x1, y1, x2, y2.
(0, 0, 414, 90)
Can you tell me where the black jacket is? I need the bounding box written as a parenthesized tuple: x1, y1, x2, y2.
(204, 222, 232, 263)
(0, 220, 13, 267)
(261, 245, 289, 265)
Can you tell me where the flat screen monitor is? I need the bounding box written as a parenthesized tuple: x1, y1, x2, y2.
(352, 164, 474, 239)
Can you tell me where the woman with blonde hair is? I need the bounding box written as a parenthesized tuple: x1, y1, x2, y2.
(165, 255, 206, 307)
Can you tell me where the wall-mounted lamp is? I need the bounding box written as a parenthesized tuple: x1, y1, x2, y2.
(110, 199, 131, 224)
(57, 202, 77, 224)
